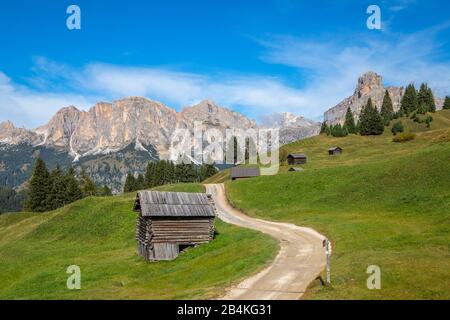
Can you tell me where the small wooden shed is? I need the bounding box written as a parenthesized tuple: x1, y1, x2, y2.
(287, 154, 307, 165)
(134, 191, 216, 261)
(231, 167, 260, 181)
(328, 147, 343, 155)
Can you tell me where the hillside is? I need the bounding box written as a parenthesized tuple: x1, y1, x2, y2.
(0, 183, 277, 299)
(225, 110, 450, 299)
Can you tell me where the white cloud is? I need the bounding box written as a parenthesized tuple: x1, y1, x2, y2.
(0, 71, 98, 128)
(2, 21, 450, 128)
(13, 58, 312, 124)
(259, 22, 450, 114)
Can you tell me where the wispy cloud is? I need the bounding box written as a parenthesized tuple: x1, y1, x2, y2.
(260, 21, 450, 110)
(2, 58, 310, 127)
(1, 21, 450, 129)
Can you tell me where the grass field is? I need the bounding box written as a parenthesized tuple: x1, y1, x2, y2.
(0, 183, 277, 300)
(226, 111, 450, 300)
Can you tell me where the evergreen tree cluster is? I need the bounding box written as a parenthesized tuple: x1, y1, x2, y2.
(444, 96, 450, 110)
(401, 83, 436, 116)
(0, 187, 27, 214)
(26, 159, 111, 213)
(123, 160, 218, 193)
(359, 98, 385, 136)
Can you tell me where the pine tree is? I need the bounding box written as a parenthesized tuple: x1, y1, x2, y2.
(46, 165, 67, 210)
(26, 158, 50, 212)
(359, 98, 384, 136)
(381, 90, 394, 120)
(344, 108, 357, 134)
(417, 83, 436, 113)
(64, 167, 83, 204)
(427, 87, 436, 112)
(444, 96, 450, 110)
(401, 84, 418, 115)
(320, 122, 329, 134)
(136, 174, 145, 190)
(391, 121, 404, 135)
(80, 169, 97, 197)
(124, 173, 137, 193)
(98, 185, 112, 196)
(145, 162, 156, 188)
(330, 124, 348, 137)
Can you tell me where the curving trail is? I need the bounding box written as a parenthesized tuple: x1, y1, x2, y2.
(206, 184, 327, 300)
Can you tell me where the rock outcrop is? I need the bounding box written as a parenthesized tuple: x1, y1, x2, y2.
(324, 71, 444, 125)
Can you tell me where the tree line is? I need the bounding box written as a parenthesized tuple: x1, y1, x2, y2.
(124, 160, 218, 193)
(26, 158, 112, 213)
(0, 187, 27, 214)
(321, 83, 439, 137)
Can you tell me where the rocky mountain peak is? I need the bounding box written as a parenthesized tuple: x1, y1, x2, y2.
(356, 72, 383, 96)
(324, 71, 444, 125)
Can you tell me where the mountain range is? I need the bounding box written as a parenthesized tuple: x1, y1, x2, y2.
(0, 98, 320, 192)
(1, 71, 445, 193)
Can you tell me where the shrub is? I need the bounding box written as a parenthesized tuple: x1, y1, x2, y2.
(393, 133, 416, 143)
(391, 121, 404, 135)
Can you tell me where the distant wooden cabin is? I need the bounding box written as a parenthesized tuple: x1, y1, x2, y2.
(289, 167, 304, 172)
(230, 167, 260, 181)
(287, 154, 307, 165)
(328, 147, 343, 155)
(134, 191, 216, 261)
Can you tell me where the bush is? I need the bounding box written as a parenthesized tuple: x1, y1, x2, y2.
(391, 121, 404, 135)
(393, 133, 416, 143)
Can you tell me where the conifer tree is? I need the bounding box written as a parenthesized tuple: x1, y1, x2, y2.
(417, 83, 436, 113)
(64, 167, 83, 204)
(401, 84, 418, 115)
(124, 173, 137, 193)
(444, 96, 450, 110)
(359, 98, 384, 136)
(320, 122, 329, 134)
(80, 169, 97, 197)
(98, 185, 112, 196)
(26, 158, 50, 212)
(136, 174, 145, 190)
(427, 87, 436, 112)
(47, 165, 67, 210)
(381, 90, 394, 120)
(344, 107, 357, 134)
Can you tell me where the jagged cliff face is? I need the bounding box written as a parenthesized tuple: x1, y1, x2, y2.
(0, 97, 317, 192)
(324, 72, 444, 125)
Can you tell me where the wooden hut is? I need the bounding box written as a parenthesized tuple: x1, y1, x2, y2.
(328, 147, 343, 155)
(287, 154, 307, 165)
(134, 191, 216, 261)
(231, 167, 260, 181)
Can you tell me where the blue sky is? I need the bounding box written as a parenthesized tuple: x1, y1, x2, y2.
(1, 0, 449, 128)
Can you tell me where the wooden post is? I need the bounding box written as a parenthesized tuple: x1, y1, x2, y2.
(325, 239, 331, 285)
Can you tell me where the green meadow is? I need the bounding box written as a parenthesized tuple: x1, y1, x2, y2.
(0, 183, 277, 300)
(226, 111, 450, 299)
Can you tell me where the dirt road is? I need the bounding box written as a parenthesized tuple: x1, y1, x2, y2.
(206, 184, 327, 300)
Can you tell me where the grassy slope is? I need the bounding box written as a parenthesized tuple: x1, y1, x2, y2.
(0, 183, 277, 300)
(226, 111, 450, 300)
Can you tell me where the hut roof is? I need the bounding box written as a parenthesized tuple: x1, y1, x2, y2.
(328, 147, 343, 152)
(288, 153, 307, 159)
(134, 191, 215, 217)
(231, 167, 260, 179)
